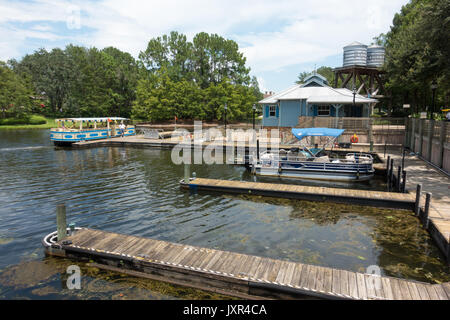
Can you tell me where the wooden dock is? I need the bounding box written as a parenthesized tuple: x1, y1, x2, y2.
(181, 178, 416, 210)
(44, 227, 450, 300)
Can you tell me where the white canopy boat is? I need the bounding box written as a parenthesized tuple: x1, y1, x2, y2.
(50, 117, 135, 146)
(247, 128, 375, 182)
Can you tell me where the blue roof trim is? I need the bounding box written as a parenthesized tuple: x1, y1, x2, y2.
(291, 128, 345, 140)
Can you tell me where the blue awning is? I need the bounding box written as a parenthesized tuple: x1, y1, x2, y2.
(291, 128, 345, 140)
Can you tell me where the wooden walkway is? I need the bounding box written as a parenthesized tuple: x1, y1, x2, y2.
(380, 152, 450, 267)
(181, 178, 416, 210)
(46, 228, 450, 300)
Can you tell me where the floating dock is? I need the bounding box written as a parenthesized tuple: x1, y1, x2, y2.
(181, 178, 416, 210)
(43, 227, 450, 300)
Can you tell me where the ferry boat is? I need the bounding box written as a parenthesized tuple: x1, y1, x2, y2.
(247, 128, 374, 182)
(50, 117, 135, 146)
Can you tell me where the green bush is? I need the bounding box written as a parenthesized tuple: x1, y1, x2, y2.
(0, 115, 46, 126)
(28, 115, 47, 125)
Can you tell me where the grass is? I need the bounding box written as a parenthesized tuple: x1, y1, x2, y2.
(0, 115, 57, 130)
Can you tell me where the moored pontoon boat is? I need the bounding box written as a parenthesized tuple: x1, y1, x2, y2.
(50, 117, 135, 146)
(247, 128, 374, 182)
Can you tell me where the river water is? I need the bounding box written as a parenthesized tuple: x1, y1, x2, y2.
(0, 130, 448, 299)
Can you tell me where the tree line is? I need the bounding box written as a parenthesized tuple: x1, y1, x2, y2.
(0, 31, 262, 122)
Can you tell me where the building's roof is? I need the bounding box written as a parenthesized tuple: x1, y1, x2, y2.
(259, 84, 378, 105)
(303, 73, 328, 84)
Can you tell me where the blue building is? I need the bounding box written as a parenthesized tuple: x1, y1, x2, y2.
(260, 74, 378, 127)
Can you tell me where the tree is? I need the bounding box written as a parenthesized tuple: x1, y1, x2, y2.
(139, 31, 193, 82)
(382, 0, 450, 113)
(11, 45, 141, 118)
(134, 31, 261, 122)
(0, 61, 33, 118)
(192, 32, 250, 88)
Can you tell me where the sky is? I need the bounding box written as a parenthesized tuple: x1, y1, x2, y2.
(0, 0, 409, 92)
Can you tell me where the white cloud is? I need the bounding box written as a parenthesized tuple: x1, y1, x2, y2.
(0, 0, 408, 81)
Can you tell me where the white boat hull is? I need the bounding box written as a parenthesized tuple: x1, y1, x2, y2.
(255, 167, 374, 182)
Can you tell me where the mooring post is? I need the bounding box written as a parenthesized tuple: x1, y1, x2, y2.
(389, 158, 394, 190)
(57, 203, 67, 241)
(414, 184, 422, 216)
(401, 147, 406, 169)
(397, 166, 401, 192)
(423, 192, 432, 229)
(184, 163, 190, 183)
(256, 139, 260, 161)
(386, 155, 390, 173)
(401, 170, 407, 193)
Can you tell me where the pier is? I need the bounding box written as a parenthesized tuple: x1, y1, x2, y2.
(43, 227, 450, 300)
(181, 178, 415, 210)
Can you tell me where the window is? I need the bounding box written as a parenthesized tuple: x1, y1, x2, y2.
(317, 105, 330, 116)
(269, 105, 277, 117)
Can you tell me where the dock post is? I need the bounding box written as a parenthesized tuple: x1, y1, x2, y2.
(256, 139, 260, 161)
(401, 147, 405, 169)
(414, 184, 422, 216)
(423, 193, 431, 229)
(57, 204, 67, 241)
(401, 170, 407, 193)
(184, 163, 190, 183)
(386, 155, 390, 178)
(397, 166, 401, 192)
(388, 158, 394, 190)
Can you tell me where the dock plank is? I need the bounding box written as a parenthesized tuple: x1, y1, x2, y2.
(273, 260, 288, 284)
(283, 262, 297, 287)
(356, 273, 368, 300)
(380, 277, 394, 300)
(52, 228, 448, 300)
(348, 271, 359, 299)
(406, 282, 422, 300)
(322, 267, 333, 294)
(434, 284, 449, 300)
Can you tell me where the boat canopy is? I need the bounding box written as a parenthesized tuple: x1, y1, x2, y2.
(56, 117, 128, 122)
(291, 128, 345, 141)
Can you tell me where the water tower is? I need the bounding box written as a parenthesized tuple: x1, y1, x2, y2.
(334, 42, 386, 99)
(366, 45, 385, 68)
(343, 42, 368, 67)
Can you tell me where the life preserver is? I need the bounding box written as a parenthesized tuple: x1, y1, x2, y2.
(350, 134, 358, 143)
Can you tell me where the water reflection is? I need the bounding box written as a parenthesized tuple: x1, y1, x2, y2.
(0, 130, 448, 300)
